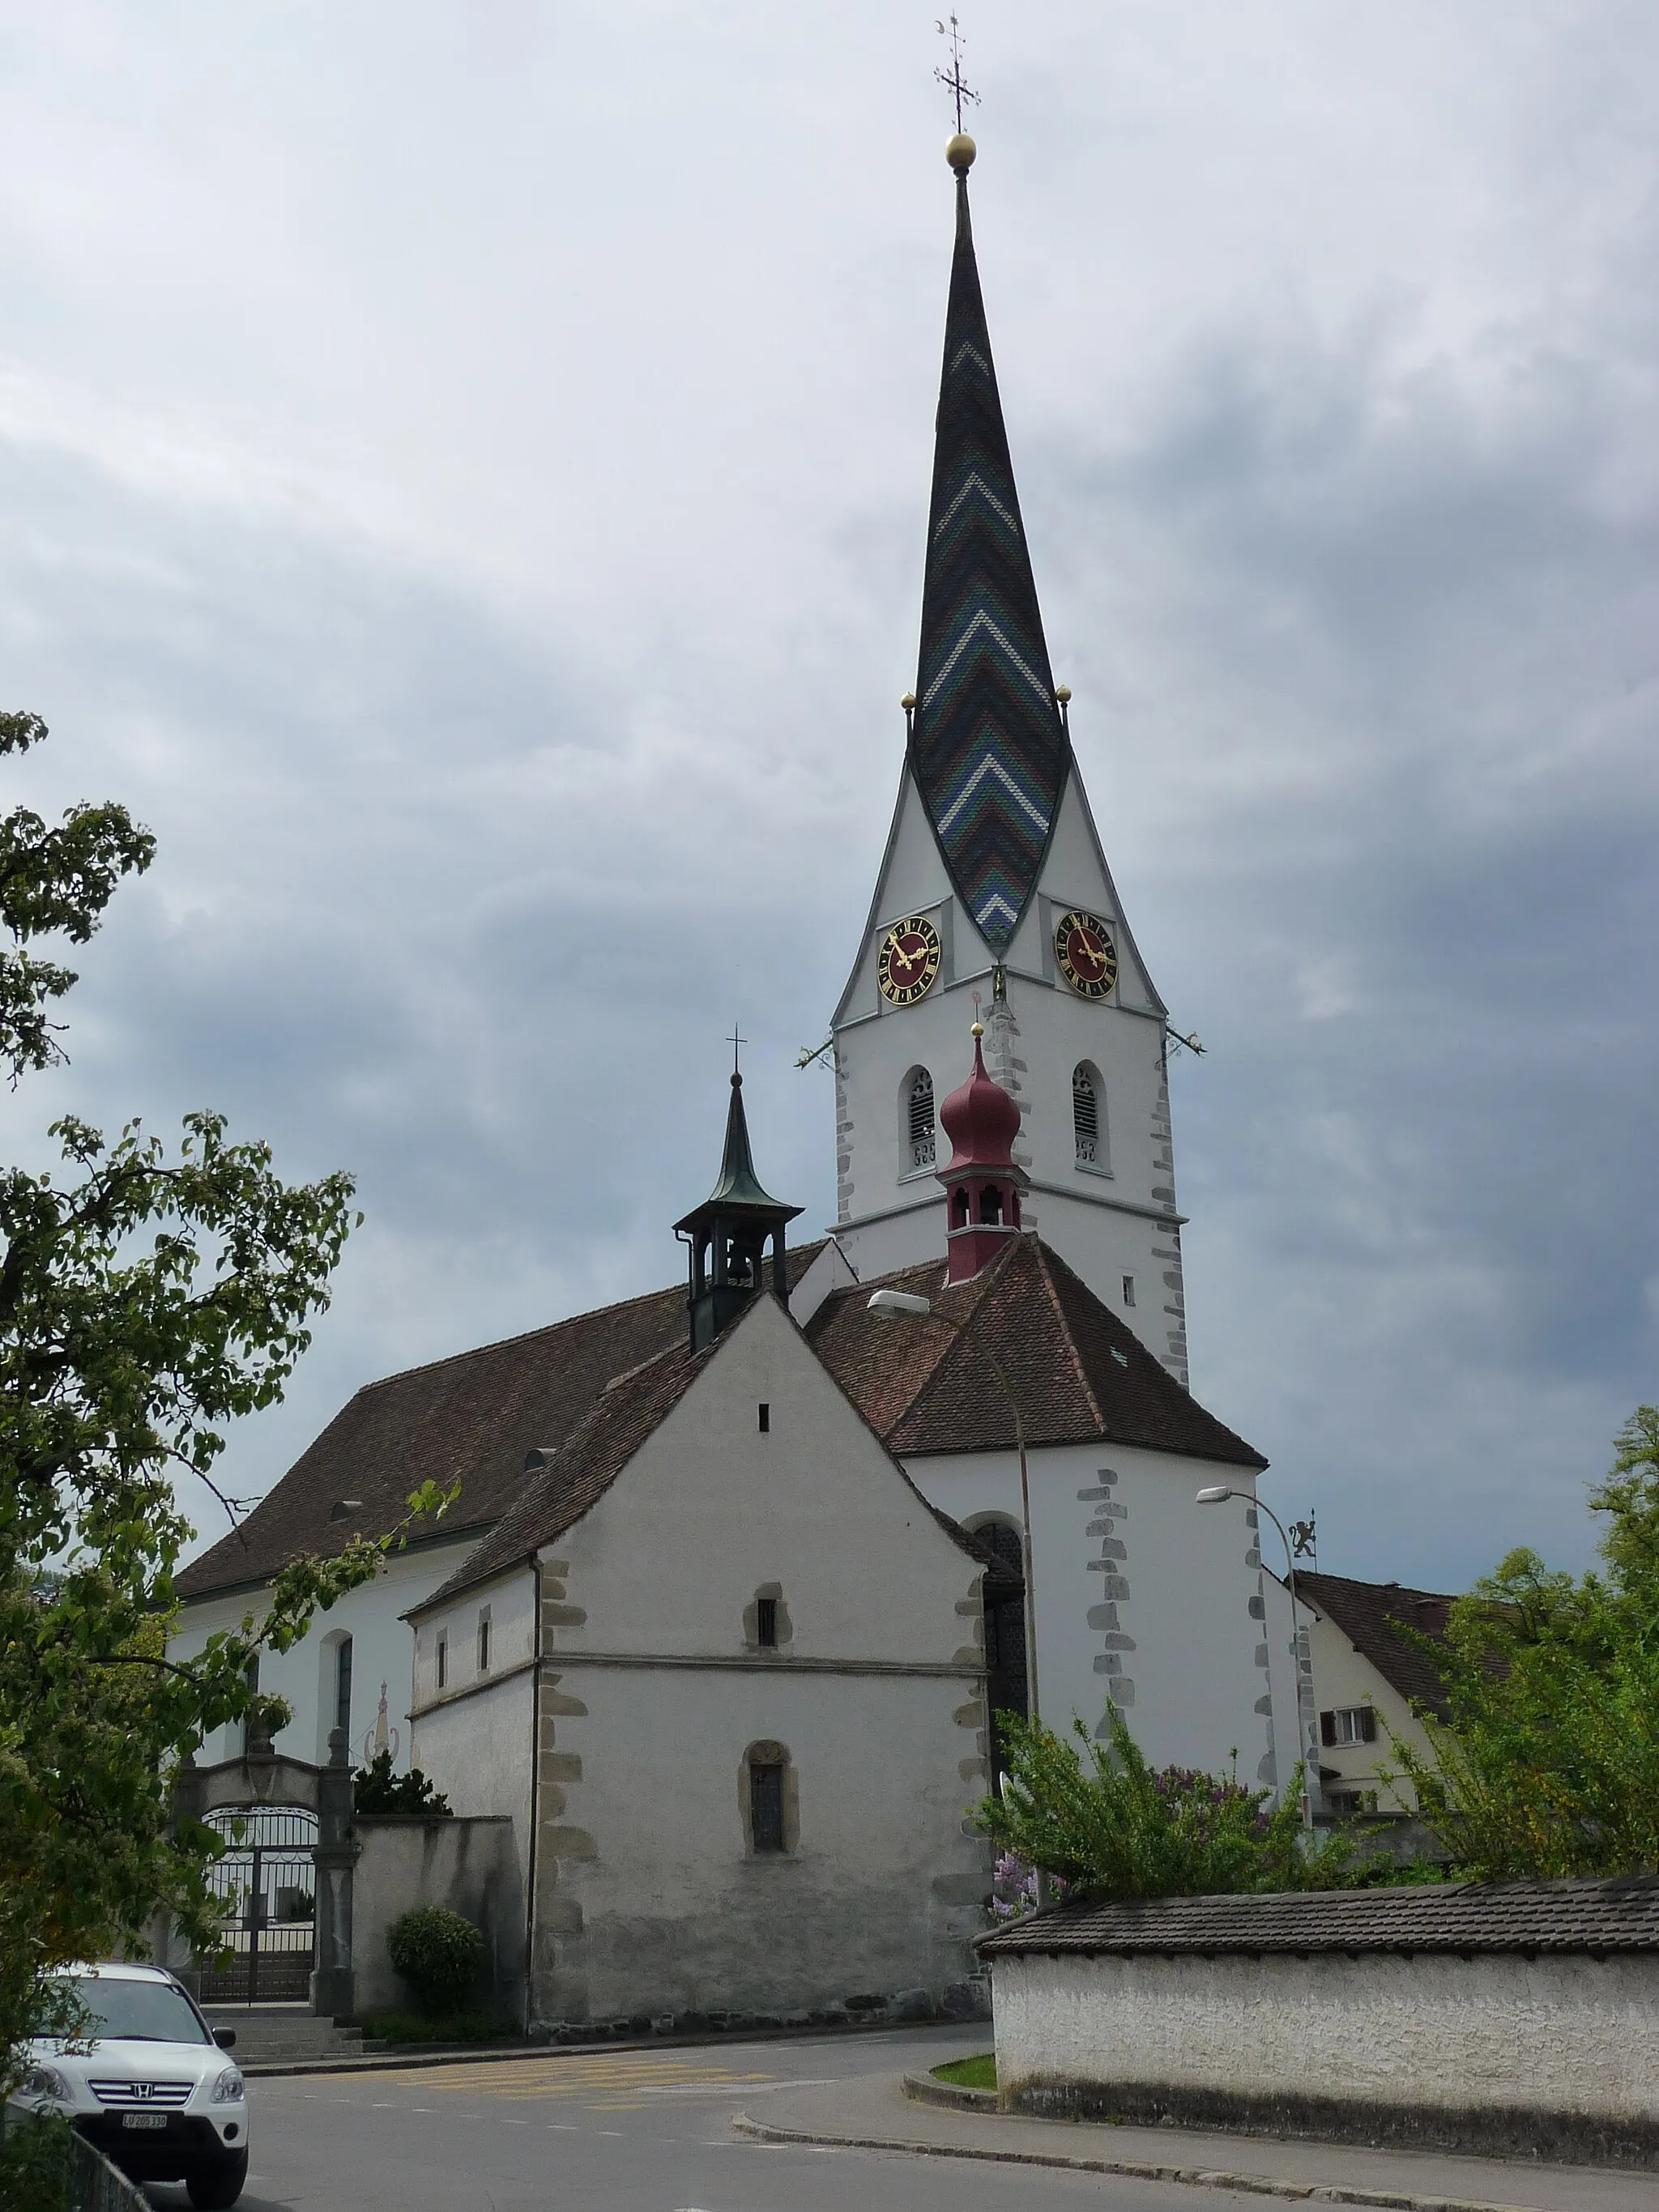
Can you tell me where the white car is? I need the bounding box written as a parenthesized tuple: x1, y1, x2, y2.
(18, 1961, 249, 2209)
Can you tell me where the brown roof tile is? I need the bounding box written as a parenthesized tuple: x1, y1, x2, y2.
(175, 1248, 821, 1601)
(1295, 1571, 1458, 1719)
(978, 1874, 1659, 1957)
(808, 1236, 1267, 1468)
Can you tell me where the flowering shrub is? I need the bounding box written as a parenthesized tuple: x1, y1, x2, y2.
(987, 1852, 1069, 1921)
(978, 1704, 1352, 1900)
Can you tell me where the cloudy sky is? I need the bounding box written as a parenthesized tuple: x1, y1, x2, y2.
(2, 2, 1656, 1591)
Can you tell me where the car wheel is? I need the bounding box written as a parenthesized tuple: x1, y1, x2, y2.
(186, 2150, 249, 2209)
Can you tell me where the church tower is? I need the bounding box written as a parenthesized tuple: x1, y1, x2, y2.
(676, 1071, 803, 1353)
(828, 136, 1190, 1387)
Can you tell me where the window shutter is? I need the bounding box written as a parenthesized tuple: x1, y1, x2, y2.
(1359, 1706, 1377, 1744)
(1320, 1710, 1336, 1747)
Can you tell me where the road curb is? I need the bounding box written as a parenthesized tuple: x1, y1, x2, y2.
(901, 2069, 997, 2113)
(729, 2108, 1546, 2212)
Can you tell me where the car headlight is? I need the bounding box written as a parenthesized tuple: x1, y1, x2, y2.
(210, 2067, 245, 2105)
(25, 2065, 71, 2103)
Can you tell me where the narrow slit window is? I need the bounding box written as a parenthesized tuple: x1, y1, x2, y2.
(757, 1596, 778, 1649)
(757, 1402, 770, 1434)
(1121, 1274, 1136, 1308)
(750, 1760, 785, 1852)
(907, 1071, 936, 1170)
(1073, 1066, 1101, 1164)
(436, 1633, 448, 1692)
(477, 1611, 491, 1673)
(335, 1636, 354, 1737)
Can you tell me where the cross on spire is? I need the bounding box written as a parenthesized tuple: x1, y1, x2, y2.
(727, 1022, 747, 1076)
(934, 14, 979, 135)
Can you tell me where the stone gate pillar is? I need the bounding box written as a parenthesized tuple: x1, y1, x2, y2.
(311, 1727, 358, 2019)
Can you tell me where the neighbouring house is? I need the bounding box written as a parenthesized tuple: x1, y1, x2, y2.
(1286, 1571, 1457, 1815)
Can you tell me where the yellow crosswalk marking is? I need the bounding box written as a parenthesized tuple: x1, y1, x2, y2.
(323, 2053, 774, 2107)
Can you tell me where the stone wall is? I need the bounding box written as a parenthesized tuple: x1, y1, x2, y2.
(352, 1814, 524, 2023)
(991, 1946, 1659, 2166)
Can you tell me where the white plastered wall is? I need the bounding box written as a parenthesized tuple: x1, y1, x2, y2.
(906, 1441, 1273, 1785)
(168, 1535, 480, 1771)
(454, 1292, 992, 2026)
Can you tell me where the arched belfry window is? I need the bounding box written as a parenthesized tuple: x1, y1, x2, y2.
(1073, 1064, 1105, 1168)
(906, 1068, 936, 1171)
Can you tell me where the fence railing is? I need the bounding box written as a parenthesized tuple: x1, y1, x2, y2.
(71, 2133, 150, 2212)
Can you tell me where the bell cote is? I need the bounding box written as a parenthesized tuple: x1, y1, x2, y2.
(674, 1072, 804, 1353)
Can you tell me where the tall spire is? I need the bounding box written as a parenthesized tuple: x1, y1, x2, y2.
(910, 139, 1069, 954)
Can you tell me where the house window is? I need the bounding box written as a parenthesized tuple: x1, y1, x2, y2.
(757, 1596, 778, 1649)
(436, 1633, 449, 1692)
(750, 1760, 786, 1852)
(334, 1636, 353, 1738)
(1073, 1064, 1104, 1166)
(477, 1610, 491, 1673)
(1121, 1274, 1136, 1308)
(1326, 1787, 1380, 1817)
(1320, 1705, 1377, 1747)
(757, 1402, 770, 1434)
(906, 1069, 936, 1170)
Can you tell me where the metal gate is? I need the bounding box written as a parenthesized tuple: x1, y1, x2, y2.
(196, 1805, 318, 2003)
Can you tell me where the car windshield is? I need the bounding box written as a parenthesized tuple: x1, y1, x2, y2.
(61, 1975, 210, 2046)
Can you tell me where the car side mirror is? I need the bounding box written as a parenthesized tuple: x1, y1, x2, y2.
(213, 2028, 237, 2049)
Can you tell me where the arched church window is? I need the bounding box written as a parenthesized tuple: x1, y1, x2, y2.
(1073, 1064, 1105, 1167)
(971, 1519, 1029, 1773)
(906, 1069, 936, 1170)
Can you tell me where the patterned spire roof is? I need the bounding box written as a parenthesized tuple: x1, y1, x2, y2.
(911, 167, 1069, 953)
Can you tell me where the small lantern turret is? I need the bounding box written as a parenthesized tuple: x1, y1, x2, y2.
(936, 1023, 1026, 1283)
(674, 1072, 804, 1353)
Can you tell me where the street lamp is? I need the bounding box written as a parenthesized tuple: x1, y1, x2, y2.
(1196, 1485, 1314, 1827)
(867, 1287, 1040, 1724)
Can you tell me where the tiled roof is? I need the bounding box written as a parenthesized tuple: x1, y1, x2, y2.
(175, 1248, 821, 1601)
(412, 1339, 714, 1612)
(1295, 1571, 1458, 1719)
(807, 1236, 1267, 1468)
(978, 1874, 1659, 1958)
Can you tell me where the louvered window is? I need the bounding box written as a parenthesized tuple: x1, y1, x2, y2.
(1073, 1066, 1100, 1163)
(907, 1070, 936, 1170)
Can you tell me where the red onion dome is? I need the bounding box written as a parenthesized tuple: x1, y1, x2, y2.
(939, 1025, 1021, 1173)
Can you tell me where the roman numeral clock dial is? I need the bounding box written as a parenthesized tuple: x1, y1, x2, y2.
(1055, 909, 1118, 999)
(876, 914, 942, 1007)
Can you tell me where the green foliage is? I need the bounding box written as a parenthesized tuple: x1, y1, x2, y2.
(386, 1906, 486, 2015)
(353, 1750, 452, 1816)
(978, 1704, 1352, 1899)
(0, 712, 456, 2102)
(0, 2108, 74, 2212)
(1391, 1407, 1659, 1881)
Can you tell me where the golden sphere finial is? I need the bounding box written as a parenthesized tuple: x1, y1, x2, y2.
(970, 1020, 985, 1039)
(900, 692, 916, 711)
(946, 132, 977, 173)
(1055, 684, 1072, 704)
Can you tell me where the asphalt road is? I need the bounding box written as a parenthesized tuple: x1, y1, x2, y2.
(137, 2026, 1267, 2211)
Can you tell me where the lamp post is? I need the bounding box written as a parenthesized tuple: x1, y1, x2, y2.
(1196, 1485, 1314, 1828)
(867, 1287, 1040, 1726)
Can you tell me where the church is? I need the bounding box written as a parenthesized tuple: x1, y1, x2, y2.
(170, 134, 1291, 2031)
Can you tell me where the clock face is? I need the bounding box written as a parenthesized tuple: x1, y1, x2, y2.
(1055, 909, 1118, 999)
(877, 914, 943, 1007)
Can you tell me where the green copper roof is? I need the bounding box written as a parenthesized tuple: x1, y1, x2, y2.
(674, 1073, 804, 1230)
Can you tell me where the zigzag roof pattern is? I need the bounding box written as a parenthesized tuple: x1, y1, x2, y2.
(911, 172, 1070, 952)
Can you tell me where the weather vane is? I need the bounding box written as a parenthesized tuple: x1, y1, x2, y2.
(934, 15, 979, 134)
(727, 1022, 747, 1076)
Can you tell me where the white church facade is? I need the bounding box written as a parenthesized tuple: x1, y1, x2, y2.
(169, 135, 1302, 2029)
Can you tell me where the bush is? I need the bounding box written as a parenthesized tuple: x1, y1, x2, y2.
(386, 1905, 484, 2015)
(979, 1704, 1352, 1899)
(353, 1751, 451, 1816)
(357, 2009, 516, 2046)
(0, 2108, 73, 2212)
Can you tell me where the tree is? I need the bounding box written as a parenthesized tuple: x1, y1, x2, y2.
(978, 1703, 1349, 1899)
(1390, 1408, 1659, 1880)
(0, 711, 449, 2102)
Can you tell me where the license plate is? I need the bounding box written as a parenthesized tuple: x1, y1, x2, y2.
(122, 2113, 169, 2130)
